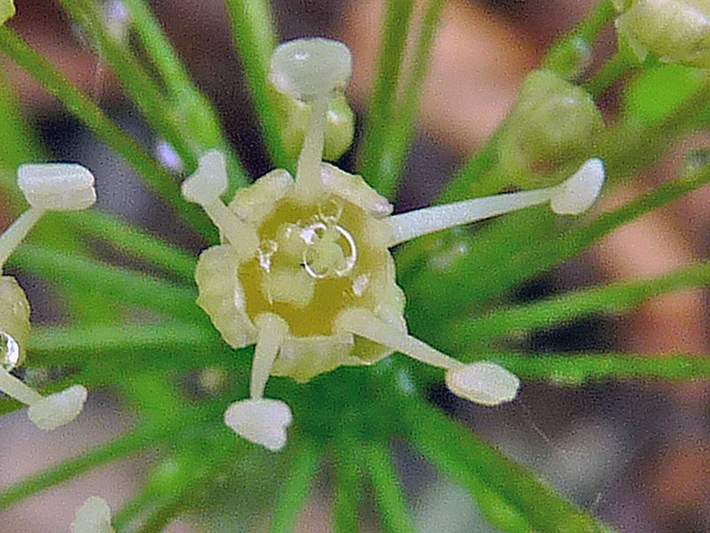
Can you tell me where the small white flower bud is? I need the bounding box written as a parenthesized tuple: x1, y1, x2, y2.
(445, 362, 521, 406)
(27, 384, 88, 431)
(71, 496, 115, 533)
(223, 398, 293, 452)
(17, 163, 97, 211)
(269, 38, 352, 102)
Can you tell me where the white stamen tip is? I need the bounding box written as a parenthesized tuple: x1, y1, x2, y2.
(27, 384, 88, 431)
(71, 496, 115, 533)
(550, 158, 605, 215)
(224, 398, 292, 452)
(181, 150, 228, 205)
(18, 164, 97, 211)
(445, 362, 520, 406)
(269, 38, 352, 101)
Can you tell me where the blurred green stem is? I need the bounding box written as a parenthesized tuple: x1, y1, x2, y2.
(0, 26, 215, 240)
(223, 0, 289, 168)
(357, 0, 415, 194)
(363, 442, 414, 533)
(269, 440, 320, 533)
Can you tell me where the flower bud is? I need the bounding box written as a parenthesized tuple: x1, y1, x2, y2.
(1, 0, 14, 25)
(498, 70, 604, 188)
(270, 83, 355, 162)
(615, 0, 710, 68)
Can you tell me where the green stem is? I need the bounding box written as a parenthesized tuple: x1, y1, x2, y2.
(333, 441, 363, 532)
(58, 0, 196, 170)
(119, 0, 248, 193)
(0, 423, 174, 511)
(542, 0, 616, 79)
(402, 398, 615, 533)
(0, 26, 215, 240)
(357, 0, 415, 194)
(584, 51, 633, 97)
(10, 244, 199, 320)
(223, 0, 289, 168)
(377, 0, 446, 199)
(491, 352, 710, 382)
(439, 258, 710, 350)
(68, 210, 197, 281)
(269, 440, 320, 533)
(363, 442, 414, 533)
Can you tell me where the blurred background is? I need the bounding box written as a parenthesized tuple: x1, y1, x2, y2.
(1, 0, 709, 531)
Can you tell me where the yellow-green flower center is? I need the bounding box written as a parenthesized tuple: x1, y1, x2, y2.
(239, 195, 388, 337)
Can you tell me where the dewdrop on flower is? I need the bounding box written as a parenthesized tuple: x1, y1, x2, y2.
(182, 38, 606, 452)
(0, 163, 96, 430)
(71, 496, 115, 533)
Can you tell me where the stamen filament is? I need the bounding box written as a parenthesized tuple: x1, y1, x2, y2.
(0, 367, 43, 405)
(0, 207, 45, 268)
(335, 308, 465, 372)
(202, 199, 259, 254)
(295, 96, 329, 200)
(387, 189, 551, 247)
(387, 157, 604, 247)
(250, 313, 289, 399)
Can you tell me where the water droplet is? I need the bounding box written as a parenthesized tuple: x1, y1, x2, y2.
(258, 239, 278, 272)
(302, 223, 357, 279)
(352, 274, 369, 296)
(0, 331, 21, 371)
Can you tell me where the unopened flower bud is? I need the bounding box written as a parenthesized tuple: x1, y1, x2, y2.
(499, 70, 604, 187)
(1, 0, 14, 25)
(615, 0, 710, 68)
(270, 84, 355, 161)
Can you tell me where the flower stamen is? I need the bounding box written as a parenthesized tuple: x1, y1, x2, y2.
(335, 307, 520, 406)
(0, 163, 96, 430)
(181, 151, 259, 257)
(387, 158, 605, 247)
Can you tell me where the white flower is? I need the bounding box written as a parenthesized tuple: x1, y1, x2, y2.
(0, 163, 96, 430)
(182, 38, 605, 452)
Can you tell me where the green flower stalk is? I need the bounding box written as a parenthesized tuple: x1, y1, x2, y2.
(0, 163, 95, 430)
(182, 38, 606, 452)
(615, 0, 710, 68)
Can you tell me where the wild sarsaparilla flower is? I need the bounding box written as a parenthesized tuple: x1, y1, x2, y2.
(0, 163, 96, 430)
(183, 38, 606, 451)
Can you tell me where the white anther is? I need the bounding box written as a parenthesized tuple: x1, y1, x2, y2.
(445, 362, 520, 406)
(18, 163, 96, 211)
(27, 384, 88, 431)
(181, 150, 228, 205)
(182, 151, 259, 255)
(0, 366, 87, 430)
(269, 38, 352, 102)
(71, 496, 115, 533)
(550, 158, 605, 215)
(224, 398, 293, 452)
